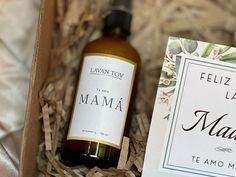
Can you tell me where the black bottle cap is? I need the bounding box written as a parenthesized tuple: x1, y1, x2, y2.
(103, 0, 132, 36)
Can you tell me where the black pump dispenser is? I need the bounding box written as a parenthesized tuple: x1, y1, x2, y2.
(103, 0, 132, 36)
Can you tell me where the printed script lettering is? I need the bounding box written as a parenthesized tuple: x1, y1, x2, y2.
(182, 110, 236, 140)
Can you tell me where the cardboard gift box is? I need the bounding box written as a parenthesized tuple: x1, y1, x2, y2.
(19, 0, 236, 176)
(19, 1, 56, 176)
(19, 1, 146, 176)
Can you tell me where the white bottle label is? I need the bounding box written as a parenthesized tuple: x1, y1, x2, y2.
(67, 54, 136, 149)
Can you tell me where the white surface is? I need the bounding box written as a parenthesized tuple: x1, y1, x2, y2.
(143, 55, 236, 177)
(0, 0, 39, 138)
(161, 57, 236, 177)
(0, 0, 39, 175)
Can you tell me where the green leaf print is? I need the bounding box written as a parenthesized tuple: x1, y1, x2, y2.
(219, 45, 231, 54)
(221, 52, 236, 63)
(201, 43, 214, 57)
(159, 80, 176, 88)
(168, 41, 182, 54)
(183, 39, 198, 54)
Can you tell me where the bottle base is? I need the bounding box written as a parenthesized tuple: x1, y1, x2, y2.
(62, 152, 118, 168)
(61, 140, 120, 168)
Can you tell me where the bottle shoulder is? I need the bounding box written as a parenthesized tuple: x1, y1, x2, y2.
(82, 36, 141, 65)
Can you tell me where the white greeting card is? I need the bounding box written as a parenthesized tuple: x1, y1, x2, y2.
(142, 37, 236, 177)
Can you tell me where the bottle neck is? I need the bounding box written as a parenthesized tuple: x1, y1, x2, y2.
(102, 28, 128, 40)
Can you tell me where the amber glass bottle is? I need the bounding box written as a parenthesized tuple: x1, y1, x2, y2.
(62, 0, 140, 168)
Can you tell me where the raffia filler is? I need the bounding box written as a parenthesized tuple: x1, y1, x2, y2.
(37, 0, 236, 176)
